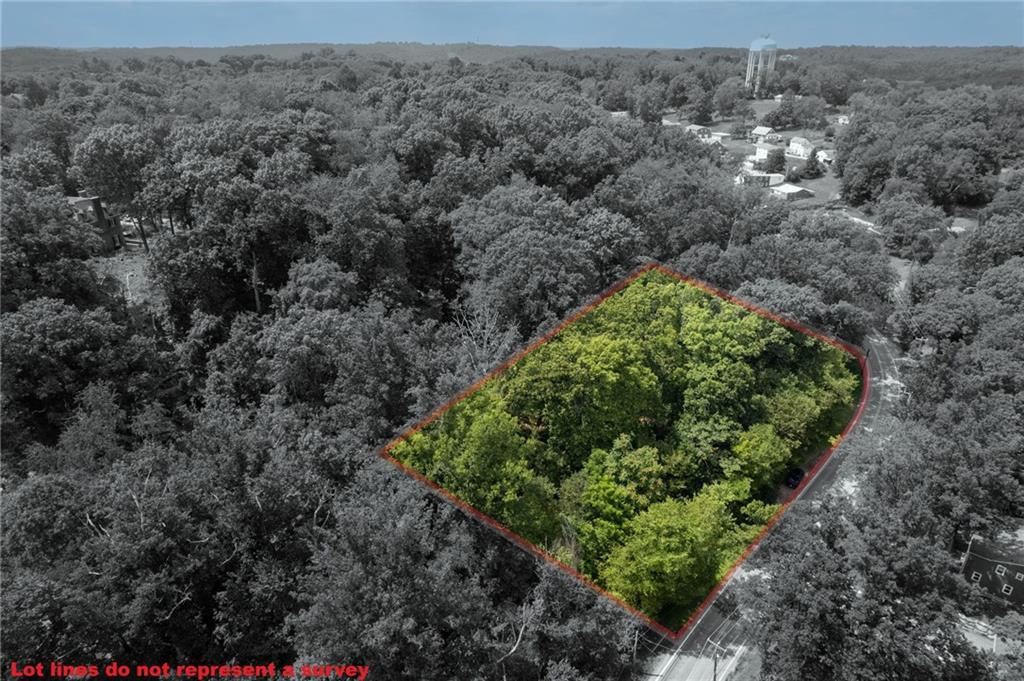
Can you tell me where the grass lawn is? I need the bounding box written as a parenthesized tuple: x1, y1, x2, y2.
(777, 126, 832, 147)
(785, 170, 842, 205)
(749, 98, 780, 119)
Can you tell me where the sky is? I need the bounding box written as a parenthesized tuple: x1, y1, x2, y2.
(2, 2, 1022, 49)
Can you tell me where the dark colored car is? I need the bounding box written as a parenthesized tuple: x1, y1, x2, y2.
(785, 467, 806, 489)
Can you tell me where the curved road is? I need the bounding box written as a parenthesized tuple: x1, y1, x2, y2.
(646, 328, 903, 680)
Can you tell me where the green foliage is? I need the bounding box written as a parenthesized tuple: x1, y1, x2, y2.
(599, 481, 760, 617)
(391, 271, 857, 622)
(0, 179, 108, 312)
(764, 147, 786, 173)
(713, 77, 748, 118)
(71, 123, 157, 215)
(6, 43, 1010, 675)
(502, 332, 663, 468)
(2, 142, 65, 190)
(761, 96, 827, 130)
(690, 87, 714, 125)
(723, 423, 792, 483)
(836, 87, 1005, 207)
(1, 299, 131, 452)
(631, 84, 666, 124)
(599, 498, 707, 615)
(876, 193, 948, 261)
(801, 147, 824, 179)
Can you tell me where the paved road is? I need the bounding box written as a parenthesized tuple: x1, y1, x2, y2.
(799, 329, 900, 500)
(646, 329, 904, 681)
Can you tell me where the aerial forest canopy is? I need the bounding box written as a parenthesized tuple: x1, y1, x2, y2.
(1, 41, 1021, 680)
(391, 269, 860, 625)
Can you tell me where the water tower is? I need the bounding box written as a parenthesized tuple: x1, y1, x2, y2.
(745, 35, 778, 96)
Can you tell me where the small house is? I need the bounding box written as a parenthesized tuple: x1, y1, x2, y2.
(736, 172, 770, 188)
(661, 118, 682, 126)
(771, 184, 815, 201)
(750, 125, 775, 141)
(685, 124, 711, 138)
(962, 536, 1024, 608)
(754, 142, 777, 160)
(816, 149, 835, 164)
(787, 137, 815, 159)
(710, 131, 732, 142)
(835, 114, 851, 126)
(735, 171, 785, 188)
(67, 195, 123, 252)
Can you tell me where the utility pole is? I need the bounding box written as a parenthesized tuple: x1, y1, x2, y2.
(960, 534, 980, 574)
(708, 638, 727, 681)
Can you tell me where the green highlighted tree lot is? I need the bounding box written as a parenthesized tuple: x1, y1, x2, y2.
(390, 269, 860, 628)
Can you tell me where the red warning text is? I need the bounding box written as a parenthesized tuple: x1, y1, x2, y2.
(9, 662, 370, 680)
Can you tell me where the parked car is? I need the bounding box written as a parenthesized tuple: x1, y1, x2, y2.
(785, 467, 806, 489)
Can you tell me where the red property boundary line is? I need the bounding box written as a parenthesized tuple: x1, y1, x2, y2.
(379, 262, 871, 640)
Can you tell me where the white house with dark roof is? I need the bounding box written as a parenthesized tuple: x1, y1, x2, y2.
(753, 142, 778, 161)
(787, 136, 815, 159)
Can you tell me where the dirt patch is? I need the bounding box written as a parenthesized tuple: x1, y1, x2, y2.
(89, 248, 163, 307)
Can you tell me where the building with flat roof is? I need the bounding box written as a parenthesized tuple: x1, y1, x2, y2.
(735, 170, 785, 187)
(771, 183, 815, 201)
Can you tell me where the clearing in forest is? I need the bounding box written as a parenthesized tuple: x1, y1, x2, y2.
(383, 264, 865, 635)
